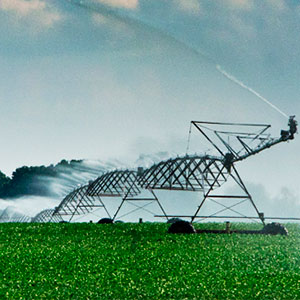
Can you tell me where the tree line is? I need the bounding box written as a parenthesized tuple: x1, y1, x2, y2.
(0, 159, 83, 199)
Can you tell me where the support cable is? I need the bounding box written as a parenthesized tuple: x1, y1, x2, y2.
(72, 207, 104, 222)
(185, 122, 192, 154)
(116, 201, 155, 220)
(195, 200, 260, 224)
(209, 198, 250, 219)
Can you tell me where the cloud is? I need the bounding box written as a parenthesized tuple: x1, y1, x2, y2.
(226, 182, 300, 220)
(91, 11, 136, 40)
(218, 0, 288, 13)
(173, 0, 202, 15)
(92, 12, 109, 25)
(0, 0, 62, 28)
(93, 0, 138, 10)
(0, 0, 44, 16)
(223, 0, 253, 10)
(265, 0, 287, 12)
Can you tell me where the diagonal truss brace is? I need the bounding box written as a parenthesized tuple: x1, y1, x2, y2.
(191, 163, 265, 224)
(112, 189, 168, 222)
(53, 185, 111, 222)
(68, 196, 110, 222)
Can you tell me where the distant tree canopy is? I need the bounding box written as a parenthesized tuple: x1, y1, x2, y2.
(0, 159, 83, 199)
(0, 171, 10, 192)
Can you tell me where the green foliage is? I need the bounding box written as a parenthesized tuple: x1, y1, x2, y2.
(0, 223, 300, 299)
(0, 171, 10, 192)
(2, 165, 57, 198)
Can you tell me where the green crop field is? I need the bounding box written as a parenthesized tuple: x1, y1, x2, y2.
(1, 223, 300, 299)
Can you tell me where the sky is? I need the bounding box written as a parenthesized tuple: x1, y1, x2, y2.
(0, 0, 299, 219)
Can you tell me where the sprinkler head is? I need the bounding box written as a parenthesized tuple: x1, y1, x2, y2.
(288, 115, 297, 139)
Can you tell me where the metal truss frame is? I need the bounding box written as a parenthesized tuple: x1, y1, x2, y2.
(53, 184, 110, 222)
(32, 209, 63, 223)
(190, 164, 264, 224)
(138, 155, 229, 192)
(87, 170, 168, 221)
(47, 117, 297, 224)
(155, 117, 297, 224)
(191, 120, 272, 159)
(191, 118, 296, 164)
(87, 170, 141, 198)
(154, 160, 265, 224)
(136, 153, 265, 223)
(112, 188, 168, 222)
(0, 207, 31, 223)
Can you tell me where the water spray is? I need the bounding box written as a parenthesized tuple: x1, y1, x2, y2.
(216, 65, 289, 119)
(65, 0, 213, 63)
(66, 0, 290, 121)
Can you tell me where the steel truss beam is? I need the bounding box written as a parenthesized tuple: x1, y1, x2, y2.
(190, 163, 264, 224)
(87, 170, 168, 221)
(191, 117, 296, 164)
(112, 189, 168, 221)
(87, 170, 141, 197)
(155, 162, 265, 224)
(138, 155, 228, 192)
(0, 207, 31, 223)
(53, 185, 110, 222)
(51, 118, 297, 223)
(52, 156, 266, 224)
(32, 209, 63, 223)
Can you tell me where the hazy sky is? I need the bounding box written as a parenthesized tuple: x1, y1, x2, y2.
(0, 0, 299, 204)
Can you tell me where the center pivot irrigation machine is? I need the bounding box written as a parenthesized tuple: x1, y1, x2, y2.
(42, 115, 298, 234)
(156, 116, 298, 224)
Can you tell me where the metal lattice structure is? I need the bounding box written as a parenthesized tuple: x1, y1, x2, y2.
(87, 170, 141, 197)
(138, 156, 228, 192)
(53, 184, 111, 222)
(50, 116, 297, 224)
(53, 170, 168, 222)
(87, 170, 167, 221)
(154, 116, 298, 224)
(0, 207, 31, 223)
(31, 209, 63, 223)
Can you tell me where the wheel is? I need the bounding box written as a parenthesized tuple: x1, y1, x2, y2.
(261, 222, 288, 236)
(168, 220, 196, 234)
(97, 218, 113, 224)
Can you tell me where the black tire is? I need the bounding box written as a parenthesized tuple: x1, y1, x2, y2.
(97, 218, 113, 224)
(168, 220, 196, 234)
(261, 222, 288, 236)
